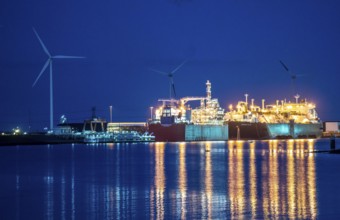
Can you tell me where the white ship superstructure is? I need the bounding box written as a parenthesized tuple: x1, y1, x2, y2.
(190, 80, 225, 125)
(152, 80, 224, 125)
(225, 94, 319, 124)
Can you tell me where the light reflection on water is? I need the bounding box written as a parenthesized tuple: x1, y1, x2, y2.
(1, 139, 339, 219)
(203, 142, 212, 220)
(228, 141, 245, 219)
(178, 142, 187, 219)
(249, 141, 257, 218)
(150, 142, 166, 220)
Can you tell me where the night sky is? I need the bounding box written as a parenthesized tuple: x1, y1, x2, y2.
(1, 0, 340, 131)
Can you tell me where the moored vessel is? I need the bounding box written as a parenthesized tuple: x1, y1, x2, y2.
(225, 94, 322, 139)
(148, 81, 322, 141)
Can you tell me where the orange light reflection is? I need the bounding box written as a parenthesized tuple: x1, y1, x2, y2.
(178, 143, 187, 219)
(249, 141, 257, 217)
(151, 142, 165, 220)
(228, 141, 245, 219)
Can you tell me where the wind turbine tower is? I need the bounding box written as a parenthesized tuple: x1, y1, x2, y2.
(32, 28, 85, 130)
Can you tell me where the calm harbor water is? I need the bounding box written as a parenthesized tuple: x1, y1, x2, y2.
(1, 139, 340, 219)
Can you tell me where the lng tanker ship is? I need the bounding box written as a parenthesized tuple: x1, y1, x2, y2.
(148, 80, 322, 141)
(225, 94, 321, 139)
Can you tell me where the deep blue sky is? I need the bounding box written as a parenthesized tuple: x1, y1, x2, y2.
(1, 0, 340, 131)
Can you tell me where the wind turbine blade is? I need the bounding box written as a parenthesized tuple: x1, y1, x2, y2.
(279, 60, 289, 72)
(172, 82, 176, 98)
(53, 55, 85, 59)
(32, 59, 50, 87)
(32, 28, 51, 57)
(171, 59, 187, 74)
(149, 68, 168, 76)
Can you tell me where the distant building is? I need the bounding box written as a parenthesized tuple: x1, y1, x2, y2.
(107, 122, 147, 133)
(323, 121, 340, 137)
(54, 126, 72, 135)
(323, 122, 340, 132)
(57, 123, 107, 133)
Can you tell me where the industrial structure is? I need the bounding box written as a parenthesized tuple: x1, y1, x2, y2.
(148, 80, 322, 141)
(190, 80, 225, 125)
(225, 94, 319, 124)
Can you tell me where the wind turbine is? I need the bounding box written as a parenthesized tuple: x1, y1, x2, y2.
(279, 60, 304, 97)
(150, 60, 187, 99)
(32, 28, 85, 130)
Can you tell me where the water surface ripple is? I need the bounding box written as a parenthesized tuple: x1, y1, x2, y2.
(1, 139, 340, 219)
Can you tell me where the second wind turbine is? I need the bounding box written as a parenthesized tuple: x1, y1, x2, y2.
(32, 28, 85, 130)
(150, 60, 187, 100)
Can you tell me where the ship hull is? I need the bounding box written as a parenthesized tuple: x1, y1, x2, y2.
(148, 124, 186, 142)
(228, 121, 322, 140)
(149, 122, 322, 142)
(267, 123, 322, 139)
(228, 122, 270, 140)
(148, 124, 229, 142)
